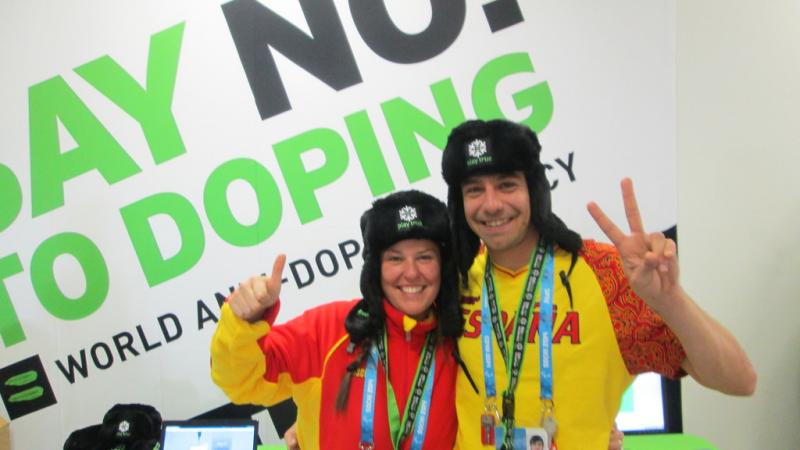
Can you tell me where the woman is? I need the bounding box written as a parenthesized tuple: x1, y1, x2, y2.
(210, 190, 464, 449)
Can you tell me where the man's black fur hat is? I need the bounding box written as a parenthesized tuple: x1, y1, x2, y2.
(441, 119, 582, 281)
(344, 190, 463, 345)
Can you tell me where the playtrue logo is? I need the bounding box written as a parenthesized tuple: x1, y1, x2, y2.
(467, 139, 487, 158)
(399, 206, 417, 222)
(397, 206, 423, 231)
(0, 355, 57, 419)
(466, 139, 493, 167)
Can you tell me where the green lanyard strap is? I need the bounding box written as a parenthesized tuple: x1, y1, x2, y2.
(375, 329, 436, 449)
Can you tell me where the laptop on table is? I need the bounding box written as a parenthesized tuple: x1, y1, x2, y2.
(159, 419, 258, 450)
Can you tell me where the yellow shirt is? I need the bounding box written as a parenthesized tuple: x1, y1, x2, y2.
(454, 241, 685, 449)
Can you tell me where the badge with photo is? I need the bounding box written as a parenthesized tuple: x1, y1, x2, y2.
(494, 427, 550, 449)
(524, 428, 549, 450)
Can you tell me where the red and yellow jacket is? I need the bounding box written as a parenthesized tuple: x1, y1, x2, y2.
(211, 298, 458, 450)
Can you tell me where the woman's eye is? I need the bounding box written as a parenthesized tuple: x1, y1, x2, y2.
(417, 253, 436, 261)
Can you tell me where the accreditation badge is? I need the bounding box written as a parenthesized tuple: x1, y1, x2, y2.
(491, 427, 551, 449)
(494, 426, 556, 450)
(523, 428, 551, 450)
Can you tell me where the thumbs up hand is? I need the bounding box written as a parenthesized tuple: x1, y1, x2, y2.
(229, 254, 287, 322)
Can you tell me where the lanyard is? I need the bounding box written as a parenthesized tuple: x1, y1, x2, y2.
(480, 242, 554, 446)
(538, 250, 555, 402)
(360, 331, 436, 450)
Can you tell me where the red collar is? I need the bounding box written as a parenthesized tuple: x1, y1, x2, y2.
(382, 299, 437, 337)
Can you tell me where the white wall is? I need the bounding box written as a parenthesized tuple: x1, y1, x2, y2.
(677, 1, 800, 449)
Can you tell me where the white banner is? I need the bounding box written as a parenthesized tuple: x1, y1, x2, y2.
(0, 1, 676, 448)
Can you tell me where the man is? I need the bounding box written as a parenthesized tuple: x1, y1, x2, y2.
(529, 434, 545, 450)
(441, 119, 756, 449)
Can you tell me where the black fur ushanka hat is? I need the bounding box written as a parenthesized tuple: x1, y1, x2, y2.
(441, 119, 582, 282)
(344, 190, 463, 345)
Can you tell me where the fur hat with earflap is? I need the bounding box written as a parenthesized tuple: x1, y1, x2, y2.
(441, 119, 582, 282)
(336, 189, 465, 410)
(343, 189, 463, 346)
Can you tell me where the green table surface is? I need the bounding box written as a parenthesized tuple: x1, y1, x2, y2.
(623, 433, 718, 450)
(258, 433, 717, 450)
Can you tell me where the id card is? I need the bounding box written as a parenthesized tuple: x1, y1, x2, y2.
(524, 428, 550, 450)
(493, 427, 550, 450)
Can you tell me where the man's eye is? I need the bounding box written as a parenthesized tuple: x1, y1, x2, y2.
(463, 186, 482, 195)
(499, 181, 518, 190)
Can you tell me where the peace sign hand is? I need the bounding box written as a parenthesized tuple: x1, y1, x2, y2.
(586, 179, 681, 312)
(228, 254, 287, 322)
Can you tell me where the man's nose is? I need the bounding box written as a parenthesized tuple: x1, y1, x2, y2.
(483, 186, 503, 213)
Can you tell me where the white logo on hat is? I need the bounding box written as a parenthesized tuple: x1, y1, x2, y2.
(467, 139, 487, 158)
(118, 420, 130, 433)
(399, 206, 417, 222)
